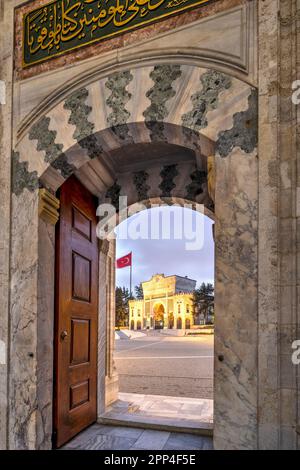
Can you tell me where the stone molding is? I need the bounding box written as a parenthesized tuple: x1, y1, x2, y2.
(15, 1, 257, 136)
(38, 188, 60, 225)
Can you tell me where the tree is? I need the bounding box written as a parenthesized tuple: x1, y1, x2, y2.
(115, 286, 131, 327)
(134, 283, 143, 300)
(193, 282, 214, 324)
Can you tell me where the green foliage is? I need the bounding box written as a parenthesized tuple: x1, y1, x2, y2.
(115, 286, 131, 327)
(193, 282, 214, 324)
(134, 283, 143, 300)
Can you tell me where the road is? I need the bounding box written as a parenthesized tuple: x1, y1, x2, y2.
(114, 331, 213, 399)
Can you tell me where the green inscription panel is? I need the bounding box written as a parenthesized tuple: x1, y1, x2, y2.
(23, 0, 211, 67)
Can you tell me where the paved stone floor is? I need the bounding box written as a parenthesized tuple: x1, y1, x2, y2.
(101, 392, 213, 431)
(115, 332, 213, 399)
(61, 423, 213, 450)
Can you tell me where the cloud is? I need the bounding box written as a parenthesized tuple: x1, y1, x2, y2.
(116, 206, 214, 289)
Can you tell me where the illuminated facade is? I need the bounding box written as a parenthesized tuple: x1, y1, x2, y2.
(129, 274, 196, 330)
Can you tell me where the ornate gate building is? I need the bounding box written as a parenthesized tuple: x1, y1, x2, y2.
(0, 0, 299, 450)
(129, 274, 196, 330)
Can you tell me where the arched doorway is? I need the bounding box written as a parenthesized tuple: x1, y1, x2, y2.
(10, 61, 258, 450)
(130, 320, 135, 330)
(136, 321, 142, 331)
(185, 318, 191, 330)
(177, 317, 182, 330)
(153, 303, 165, 330)
(168, 313, 174, 329)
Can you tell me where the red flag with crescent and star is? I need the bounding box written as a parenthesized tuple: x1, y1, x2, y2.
(116, 252, 132, 269)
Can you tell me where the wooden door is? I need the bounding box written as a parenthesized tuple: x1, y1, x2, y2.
(54, 176, 98, 448)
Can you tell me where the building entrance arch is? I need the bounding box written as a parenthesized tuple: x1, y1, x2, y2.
(153, 303, 165, 330)
(10, 56, 258, 450)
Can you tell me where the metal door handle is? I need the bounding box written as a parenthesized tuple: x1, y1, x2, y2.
(61, 330, 68, 340)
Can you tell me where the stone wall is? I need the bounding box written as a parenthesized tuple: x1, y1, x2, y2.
(0, 0, 15, 451)
(257, 0, 300, 449)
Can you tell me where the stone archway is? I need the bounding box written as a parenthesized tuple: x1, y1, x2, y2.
(168, 313, 174, 329)
(10, 62, 258, 450)
(153, 303, 165, 330)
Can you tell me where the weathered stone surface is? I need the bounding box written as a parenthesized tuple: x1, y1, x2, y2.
(216, 89, 258, 157)
(12, 151, 39, 196)
(159, 165, 179, 198)
(182, 70, 232, 131)
(64, 88, 100, 159)
(133, 171, 150, 201)
(106, 71, 134, 144)
(29, 116, 64, 163)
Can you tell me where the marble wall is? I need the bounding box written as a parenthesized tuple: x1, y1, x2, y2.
(214, 148, 258, 449)
(257, 0, 300, 450)
(0, 0, 15, 451)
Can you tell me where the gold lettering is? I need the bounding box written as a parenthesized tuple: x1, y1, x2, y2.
(24, 0, 208, 66)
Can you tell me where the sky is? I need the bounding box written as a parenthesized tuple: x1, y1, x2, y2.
(115, 206, 214, 291)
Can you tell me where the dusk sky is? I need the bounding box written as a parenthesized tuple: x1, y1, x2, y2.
(115, 206, 214, 291)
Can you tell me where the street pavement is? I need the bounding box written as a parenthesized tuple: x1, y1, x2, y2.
(114, 331, 213, 399)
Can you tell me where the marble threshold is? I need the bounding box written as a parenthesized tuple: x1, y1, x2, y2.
(98, 392, 213, 437)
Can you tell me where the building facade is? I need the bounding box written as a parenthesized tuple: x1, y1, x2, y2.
(129, 274, 196, 330)
(0, 0, 300, 450)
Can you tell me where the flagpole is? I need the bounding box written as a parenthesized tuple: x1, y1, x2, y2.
(130, 252, 132, 298)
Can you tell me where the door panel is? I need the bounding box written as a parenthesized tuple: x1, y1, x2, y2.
(54, 176, 98, 448)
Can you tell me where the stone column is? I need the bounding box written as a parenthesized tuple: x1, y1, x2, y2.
(104, 239, 119, 408)
(214, 147, 258, 450)
(257, 0, 300, 449)
(97, 239, 109, 415)
(9, 188, 59, 450)
(0, 0, 14, 451)
(277, 0, 300, 449)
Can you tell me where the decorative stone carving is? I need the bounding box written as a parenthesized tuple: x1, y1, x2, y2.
(144, 65, 181, 140)
(133, 170, 150, 201)
(106, 71, 134, 144)
(185, 168, 206, 200)
(12, 151, 39, 196)
(182, 70, 232, 131)
(28, 116, 75, 178)
(38, 188, 60, 225)
(216, 88, 258, 157)
(64, 88, 100, 159)
(144, 65, 182, 121)
(29, 116, 63, 163)
(106, 181, 121, 210)
(159, 164, 178, 197)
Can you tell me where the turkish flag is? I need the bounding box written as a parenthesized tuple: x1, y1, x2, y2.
(116, 252, 132, 269)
